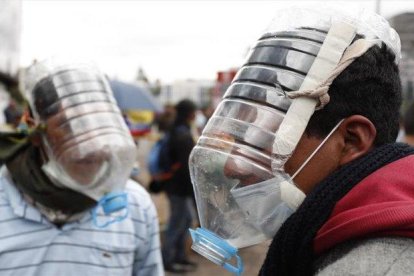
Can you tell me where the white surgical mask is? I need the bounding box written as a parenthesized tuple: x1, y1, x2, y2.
(230, 119, 343, 238)
(230, 174, 295, 239)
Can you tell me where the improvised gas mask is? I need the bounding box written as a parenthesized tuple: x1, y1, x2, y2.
(188, 8, 401, 275)
(24, 61, 136, 227)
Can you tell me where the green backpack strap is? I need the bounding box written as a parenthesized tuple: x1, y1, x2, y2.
(0, 131, 31, 166)
(0, 122, 45, 166)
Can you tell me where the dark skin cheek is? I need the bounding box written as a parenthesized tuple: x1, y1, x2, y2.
(284, 136, 320, 177)
(284, 135, 341, 195)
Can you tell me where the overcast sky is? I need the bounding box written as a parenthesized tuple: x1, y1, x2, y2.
(21, 0, 414, 83)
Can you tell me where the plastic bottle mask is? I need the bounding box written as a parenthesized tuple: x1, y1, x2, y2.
(189, 27, 327, 252)
(24, 63, 136, 209)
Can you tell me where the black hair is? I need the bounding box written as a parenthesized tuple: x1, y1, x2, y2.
(404, 102, 414, 135)
(32, 76, 58, 119)
(174, 99, 197, 124)
(305, 43, 402, 146)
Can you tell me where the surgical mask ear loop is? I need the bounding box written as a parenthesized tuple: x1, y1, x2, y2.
(290, 119, 345, 180)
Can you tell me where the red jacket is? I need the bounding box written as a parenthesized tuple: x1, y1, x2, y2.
(314, 155, 414, 255)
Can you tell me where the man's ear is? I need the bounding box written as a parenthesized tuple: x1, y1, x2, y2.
(20, 108, 43, 147)
(339, 115, 376, 165)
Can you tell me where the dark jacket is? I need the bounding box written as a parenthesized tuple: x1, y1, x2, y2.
(164, 122, 195, 197)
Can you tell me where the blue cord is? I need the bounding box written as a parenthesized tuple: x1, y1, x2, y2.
(91, 192, 129, 228)
(190, 227, 244, 275)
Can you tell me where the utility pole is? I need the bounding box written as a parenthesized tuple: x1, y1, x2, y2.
(375, 0, 381, 15)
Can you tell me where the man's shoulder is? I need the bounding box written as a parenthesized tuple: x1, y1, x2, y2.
(0, 167, 9, 203)
(126, 179, 150, 198)
(125, 179, 154, 209)
(315, 237, 414, 275)
(0, 166, 15, 201)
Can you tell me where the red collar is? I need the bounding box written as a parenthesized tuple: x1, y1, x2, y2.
(314, 155, 414, 255)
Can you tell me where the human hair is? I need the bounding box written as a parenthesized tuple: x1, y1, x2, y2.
(404, 102, 414, 135)
(305, 43, 402, 146)
(155, 104, 176, 132)
(174, 99, 197, 124)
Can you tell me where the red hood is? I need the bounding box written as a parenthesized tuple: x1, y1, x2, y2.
(314, 155, 414, 255)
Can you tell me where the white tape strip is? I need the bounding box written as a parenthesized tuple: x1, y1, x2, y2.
(280, 180, 306, 210)
(273, 21, 357, 156)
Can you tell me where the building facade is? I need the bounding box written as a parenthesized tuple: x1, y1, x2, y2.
(389, 13, 414, 109)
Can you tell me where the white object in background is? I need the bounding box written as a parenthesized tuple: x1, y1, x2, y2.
(0, 85, 10, 125)
(0, 0, 22, 78)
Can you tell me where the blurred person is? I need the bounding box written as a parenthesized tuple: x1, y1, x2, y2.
(404, 102, 414, 145)
(195, 110, 206, 135)
(155, 104, 176, 133)
(0, 61, 163, 275)
(147, 104, 178, 194)
(162, 99, 197, 273)
(195, 105, 214, 134)
(201, 105, 214, 120)
(188, 7, 414, 276)
(4, 99, 23, 129)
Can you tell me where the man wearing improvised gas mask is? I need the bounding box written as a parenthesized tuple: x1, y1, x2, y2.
(188, 8, 414, 276)
(0, 61, 163, 276)
(162, 99, 198, 273)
